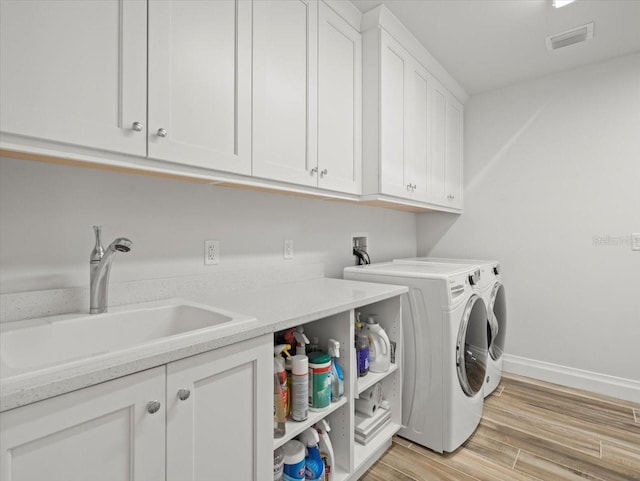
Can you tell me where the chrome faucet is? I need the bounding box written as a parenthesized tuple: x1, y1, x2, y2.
(90, 225, 132, 314)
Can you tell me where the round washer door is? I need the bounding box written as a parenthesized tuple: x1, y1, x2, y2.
(456, 294, 488, 397)
(488, 283, 507, 361)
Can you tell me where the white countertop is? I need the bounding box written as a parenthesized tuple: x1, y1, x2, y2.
(0, 277, 406, 412)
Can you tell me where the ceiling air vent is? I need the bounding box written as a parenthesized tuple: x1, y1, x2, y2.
(546, 22, 594, 51)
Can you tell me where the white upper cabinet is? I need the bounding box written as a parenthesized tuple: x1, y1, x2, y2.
(430, 79, 463, 209)
(317, 1, 362, 194)
(252, 0, 318, 187)
(0, 0, 147, 156)
(361, 5, 466, 212)
(148, 0, 252, 174)
(377, 31, 431, 202)
(253, 0, 362, 194)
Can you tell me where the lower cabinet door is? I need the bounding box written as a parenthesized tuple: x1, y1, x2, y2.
(166, 335, 272, 481)
(0, 367, 166, 481)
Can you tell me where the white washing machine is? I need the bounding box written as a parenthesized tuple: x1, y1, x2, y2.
(344, 262, 488, 453)
(396, 257, 507, 396)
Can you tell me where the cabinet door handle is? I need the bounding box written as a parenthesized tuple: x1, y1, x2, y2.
(406, 184, 412, 192)
(412, 184, 417, 191)
(310, 167, 318, 176)
(132, 121, 143, 132)
(320, 169, 328, 177)
(447, 194, 455, 200)
(177, 389, 191, 401)
(157, 128, 168, 138)
(146, 400, 161, 414)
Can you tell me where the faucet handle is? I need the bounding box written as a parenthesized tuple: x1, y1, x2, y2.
(91, 225, 104, 262)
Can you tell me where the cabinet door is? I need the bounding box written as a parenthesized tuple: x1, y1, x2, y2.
(446, 95, 464, 209)
(379, 32, 408, 198)
(166, 335, 272, 481)
(431, 80, 463, 209)
(405, 60, 432, 203)
(253, 0, 318, 186)
(0, 0, 147, 156)
(148, 0, 251, 174)
(317, 2, 362, 194)
(0, 367, 166, 481)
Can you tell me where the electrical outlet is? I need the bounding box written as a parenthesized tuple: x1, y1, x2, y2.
(632, 233, 640, 251)
(284, 239, 294, 259)
(204, 240, 219, 265)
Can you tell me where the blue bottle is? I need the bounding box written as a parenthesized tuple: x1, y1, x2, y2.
(298, 428, 324, 481)
(327, 339, 344, 402)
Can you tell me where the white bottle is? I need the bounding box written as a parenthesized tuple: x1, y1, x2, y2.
(314, 419, 335, 481)
(365, 315, 391, 372)
(290, 355, 309, 422)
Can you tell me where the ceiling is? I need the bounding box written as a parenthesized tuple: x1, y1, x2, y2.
(351, 0, 640, 95)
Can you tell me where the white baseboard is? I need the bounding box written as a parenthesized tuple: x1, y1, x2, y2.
(502, 354, 640, 403)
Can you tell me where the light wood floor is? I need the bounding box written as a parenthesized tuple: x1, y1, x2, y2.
(359, 373, 640, 481)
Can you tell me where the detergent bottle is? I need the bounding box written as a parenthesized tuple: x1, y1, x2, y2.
(327, 339, 344, 402)
(355, 312, 369, 377)
(298, 428, 324, 481)
(314, 420, 335, 481)
(364, 315, 391, 372)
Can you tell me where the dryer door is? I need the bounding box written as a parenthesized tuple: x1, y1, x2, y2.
(488, 282, 507, 361)
(456, 295, 488, 397)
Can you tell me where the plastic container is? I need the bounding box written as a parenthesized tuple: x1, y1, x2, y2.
(355, 313, 370, 377)
(274, 447, 284, 481)
(294, 326, 309, 356)
(314, 420, 335, 481)
(308, 351, 331, 411)
(274, 344, 292, 420)
(274, 372, 286, 438)
(282, 440, 305, 481)
(298, 428, 324, 481)
(364, 315, 391, 372)
(327, 339, 344, 402)
(290, 355, 309, 422)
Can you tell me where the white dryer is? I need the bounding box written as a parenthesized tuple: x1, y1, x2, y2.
(344, 262, 488, 453)
(396, 257, 507, 396)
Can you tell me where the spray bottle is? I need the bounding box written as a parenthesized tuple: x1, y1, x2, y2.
(298, 428, 325, 481)
(327, 339, 344, 402)
(274, 344, 292, 420)
(274, 372, 286, 438)
(294, 326, 310, 356)
(314, 420, 335, 481)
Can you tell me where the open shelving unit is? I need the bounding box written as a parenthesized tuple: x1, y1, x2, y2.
(271, 295, 403, 480)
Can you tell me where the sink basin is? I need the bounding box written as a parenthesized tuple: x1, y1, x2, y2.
(0, 299, 257, 381)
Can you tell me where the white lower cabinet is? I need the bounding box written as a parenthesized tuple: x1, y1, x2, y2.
(0, 335, 272, 481)
(0, 295, 402, 481)
(166, 336, 272, 481)
(0, 367, 166, 481)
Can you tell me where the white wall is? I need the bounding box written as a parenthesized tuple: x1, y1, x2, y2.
(417, 54, 640, 385)
(0, 156, 416, 298)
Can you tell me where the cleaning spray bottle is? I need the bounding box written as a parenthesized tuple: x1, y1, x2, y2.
(314, 420, 335, 481)
(294, 326, 310, 356)
(327, 339, 344, 402)
(274, 344, 292, 421)
(274, 372, 286, 438)
(298, 428, 324, 481)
